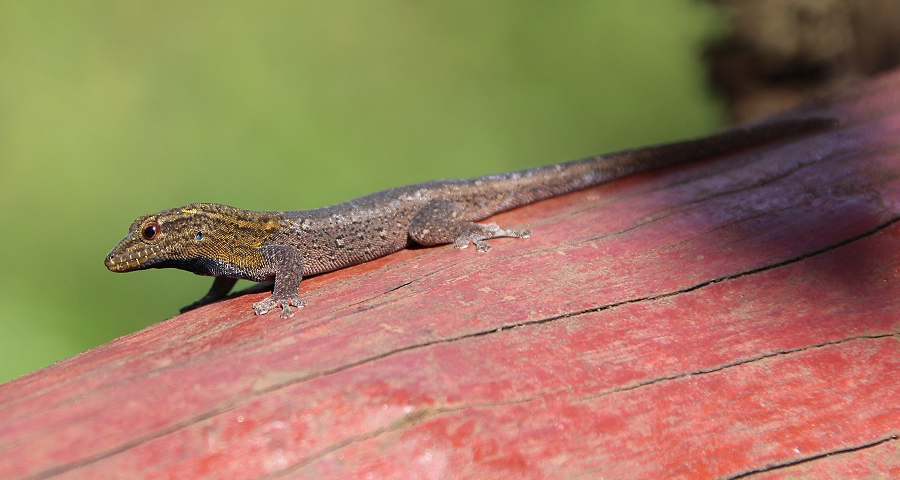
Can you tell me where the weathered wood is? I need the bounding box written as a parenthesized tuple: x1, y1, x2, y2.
(3, 69, 900, 479)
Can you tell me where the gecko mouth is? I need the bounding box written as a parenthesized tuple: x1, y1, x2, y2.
(106, 249, 218, 276)
(105, 248, 164, 272)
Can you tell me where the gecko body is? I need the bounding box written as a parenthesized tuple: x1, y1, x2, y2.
(106, 118, 834, 318)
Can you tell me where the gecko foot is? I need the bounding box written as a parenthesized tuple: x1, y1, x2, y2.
(453, 224, 532, 252)
(253, 296, 308, 319)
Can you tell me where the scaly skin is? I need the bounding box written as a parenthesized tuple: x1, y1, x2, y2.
(106, 117, 836, 318)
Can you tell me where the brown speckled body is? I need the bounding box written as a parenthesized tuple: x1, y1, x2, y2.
(106, 118, 835, 318)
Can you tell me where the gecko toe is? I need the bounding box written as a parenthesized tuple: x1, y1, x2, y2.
(278, 298, 306, 318)
(254, 296, 307, 318)
(253, 297, 278, 315)
(278, 298, 308, 318)
(453, 237, 470, 249)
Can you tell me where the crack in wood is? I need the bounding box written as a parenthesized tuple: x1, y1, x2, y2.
(475, 212, 900, 347)
(346, 280, 413, 307)
(726, 434, 900, 479)
(28, 400, 244, 479)
(281, 335, 896, 477)
(582, 334, 895, 399)
(264, 408, 436, 479)
(338, 256, 472, 309)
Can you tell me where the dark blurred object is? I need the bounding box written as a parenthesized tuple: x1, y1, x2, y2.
(706, 0, 900, 122)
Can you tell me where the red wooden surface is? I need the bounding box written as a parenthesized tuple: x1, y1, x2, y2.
(3, 70, 900, 479)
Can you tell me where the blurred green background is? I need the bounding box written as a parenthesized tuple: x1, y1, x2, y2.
(0, 1, 727, 383)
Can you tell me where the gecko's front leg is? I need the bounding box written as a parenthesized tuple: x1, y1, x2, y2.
(253, 243, 307, 318)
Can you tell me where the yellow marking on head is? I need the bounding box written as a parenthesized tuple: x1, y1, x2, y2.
(107, 203, 287, 275)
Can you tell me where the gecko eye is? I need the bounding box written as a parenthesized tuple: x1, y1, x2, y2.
(142, 221, 161, 241)
(195, 231, 203, 241)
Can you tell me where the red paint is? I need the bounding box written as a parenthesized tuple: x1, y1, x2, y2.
(4, 70, 900, 478)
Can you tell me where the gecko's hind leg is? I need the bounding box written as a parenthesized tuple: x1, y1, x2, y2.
(408, 199, 531, 252)
(454, 222, 532, 252)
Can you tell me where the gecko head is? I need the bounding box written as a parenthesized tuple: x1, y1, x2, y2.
(105, 203, 284, 276)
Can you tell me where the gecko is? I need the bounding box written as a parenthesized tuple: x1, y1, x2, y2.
(106, 117, 835, 318)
